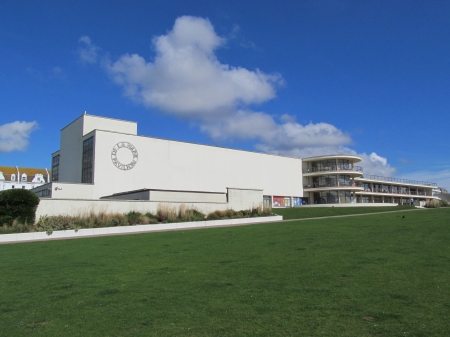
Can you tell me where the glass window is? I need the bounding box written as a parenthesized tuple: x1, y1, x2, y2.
(337, 159, 352, 170)
(338, 175, 350, 186)
(339, 191, 351, 203)
(312, 175, 337, 188)
(293, 197, 302, 206)
(263, 196, 272, 208)
(52, 155, 60, 182)
(314, 191, 338, 204)
(81, 137, 94, 183)
(284, 197, 291, 207)
(374, 196, 382, 203)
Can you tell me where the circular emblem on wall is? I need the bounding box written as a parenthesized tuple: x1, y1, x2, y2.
(111, 142, 138, 170)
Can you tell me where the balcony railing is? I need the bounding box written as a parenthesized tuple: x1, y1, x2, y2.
(304, 185, 432, 196)
(304, 182, 362, 189)
(360, 175, 437, 187)
(303, 165, 363, 174)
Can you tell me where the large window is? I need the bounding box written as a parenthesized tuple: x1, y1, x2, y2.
(52, 155, 60, 182)
(263, 196, 272, 208)
(339, 191, 352, 203)
(314, 191, 338, 204)
(311, 160, 336, 172)
(312, 175, 337, 188)
(338, 175, 351, 186)
(81, 137, 94, 183)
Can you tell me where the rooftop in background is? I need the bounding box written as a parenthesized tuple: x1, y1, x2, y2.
(0, 166, 50, 176)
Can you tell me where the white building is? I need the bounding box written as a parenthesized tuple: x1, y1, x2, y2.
(0, 166, 50, 191)
(32, 113, 438, 217)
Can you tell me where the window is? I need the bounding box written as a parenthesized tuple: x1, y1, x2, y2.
(11, 174, 16, 181)
(339, 191, 352, 203)
(283, 197, 291, 207)
(313, 175, 337, 188)
(81, 137, 94, 183)
(263, 196, 272, 208)
(22, 186, 26, 189)
(21, 173, 27, 182)
(338, 175, 350, 186)
(35, 189, 51, 197)
(314, 191, 338, 204)
(293, 197, 302, 206)
(52, 155, 60, 182)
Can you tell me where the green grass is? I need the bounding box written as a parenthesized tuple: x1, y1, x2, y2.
(274, 205, 415, 220)
(1, 208, 449, 336)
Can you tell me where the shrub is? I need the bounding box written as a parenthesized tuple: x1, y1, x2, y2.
(35, 215, 82, 235)
(424, 199, 447, 208)
(157, 204, 178, 223)
(0, 189, 40, 226)
(126, 211, 143, 225)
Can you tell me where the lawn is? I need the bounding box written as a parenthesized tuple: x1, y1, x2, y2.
(273, 205, 416, 220)
(0, 208, 449, 336)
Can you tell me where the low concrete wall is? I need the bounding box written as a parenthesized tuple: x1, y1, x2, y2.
(35, 199, 228, 218)
(35, 188, 263, 218)
(0, 215, 283, 244)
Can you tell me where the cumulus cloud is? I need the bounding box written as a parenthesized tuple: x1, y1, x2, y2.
(0, 121, 38, 152)
(90, 16, 399, 178)
(100, 16, 355, 156)
(105, 16, 282, 117)
(201, 111, 352, 151)
(358, 152, 396, 177)
(78, 36, 100, 64)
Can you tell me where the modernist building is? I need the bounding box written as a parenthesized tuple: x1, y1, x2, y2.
(32, 113, 437, 215)
(0, 166, 50, 191)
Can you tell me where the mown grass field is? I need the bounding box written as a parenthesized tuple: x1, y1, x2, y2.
(273, 205, 416, 220)
(1, 208, 449, 336)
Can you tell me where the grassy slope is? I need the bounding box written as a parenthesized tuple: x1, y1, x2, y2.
(0, 208, 449, 336)
(273, 205, 416, 220)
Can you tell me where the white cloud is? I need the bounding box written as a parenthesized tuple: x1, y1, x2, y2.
(78, 36, 99, 64)
(358, 152, 396, 177)
(201, 110, 352, 152)
(105, 16, 283, 117)
(92, 16, 401, 180)
(0, 121, 38, 152)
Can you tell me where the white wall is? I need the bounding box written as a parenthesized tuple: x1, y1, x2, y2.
(33, 182, 95, 199)
(82, 114, 137, 136)
(35, 188, 262, 218)
(90, 130, 303, 199)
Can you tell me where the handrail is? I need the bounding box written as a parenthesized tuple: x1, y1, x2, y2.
(360, 175, 436, 186)
(303, 165, 363, 174)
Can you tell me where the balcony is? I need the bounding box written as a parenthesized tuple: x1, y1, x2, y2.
(303, 182, 364, 190)
(359, 175, 437, 187)
(303, 165, 363, 174)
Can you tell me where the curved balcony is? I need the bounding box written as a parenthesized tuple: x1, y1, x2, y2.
(303, 182, 364, 192)
(355, 189, 433, 197)
(303, 165, 363, 177)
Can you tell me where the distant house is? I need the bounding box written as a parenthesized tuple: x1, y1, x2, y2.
(0, 166, 51, 191)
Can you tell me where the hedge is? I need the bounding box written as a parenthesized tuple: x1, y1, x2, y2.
(0, 189, 40, 226)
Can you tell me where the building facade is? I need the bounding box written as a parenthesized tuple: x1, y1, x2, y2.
(0, 166, 50, 191)
(32, 113, 438, 216)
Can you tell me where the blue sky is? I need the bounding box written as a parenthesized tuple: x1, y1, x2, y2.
(1, 0, 449, 189)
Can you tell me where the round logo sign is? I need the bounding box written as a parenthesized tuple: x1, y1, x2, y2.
(111, 142, 138, 170)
